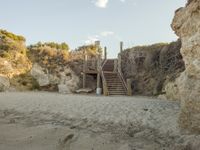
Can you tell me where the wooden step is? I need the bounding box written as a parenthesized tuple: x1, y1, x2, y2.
(102, 59, 126, 95)
(109, 93, 126, 95)
(108, 87, 125, 90)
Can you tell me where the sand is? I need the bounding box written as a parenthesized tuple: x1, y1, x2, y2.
(0, 92, 199, 150)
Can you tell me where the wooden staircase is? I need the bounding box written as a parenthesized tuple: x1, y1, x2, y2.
(101, 59, 127, 95)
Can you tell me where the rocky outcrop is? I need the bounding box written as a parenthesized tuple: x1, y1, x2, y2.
(121, 40, 185, 96)
(31, 63, 79, 93)
(0, 30, 32, 91)
(164, 80, 180, 101)
(172, 0, 200, 132)
(31, 64, 50, 86)
(28, 43, 100, 93)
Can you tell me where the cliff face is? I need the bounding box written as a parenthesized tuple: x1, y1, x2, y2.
(27, 43, 99, 93)
(28, 44, 80, 93)
(121, 40, 185, 96)
(172, 0, 200, 132)
(0, 30, 99, 93)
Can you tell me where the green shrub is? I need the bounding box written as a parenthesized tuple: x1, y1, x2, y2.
(1, 52, 11, 59)
(0, 30, 25, 41)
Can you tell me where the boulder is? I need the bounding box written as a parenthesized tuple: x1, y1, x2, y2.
(31, 63, 49, 86)
(157, 94, 167, 100)
(58, 84, 71, 94)
(164, 81, 180, 101)
(76, 88, 93, 93)
(0, 76, 10, 91)
(31, 63, 80, 93)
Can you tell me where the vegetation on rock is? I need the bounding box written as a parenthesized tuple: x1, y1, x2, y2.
(0, 30, 25, 42)
(0, 29, 31, 78)
(121, 40, 185, 96)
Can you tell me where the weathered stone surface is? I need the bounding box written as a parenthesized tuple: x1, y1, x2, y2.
(172, 0, 200, 133)
(121, 40, 184, 96)
(0, 76, 10, 91)
(31, 63, 49, 86)
(157, 94, 167, 100)
(31, 63, 79, 93)
(58, 84, 71, 94)
(164, 80, 180, 101)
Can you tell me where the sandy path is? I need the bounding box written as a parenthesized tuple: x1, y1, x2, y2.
(1, 92, 196, 150)
(0, 92, 180, 134)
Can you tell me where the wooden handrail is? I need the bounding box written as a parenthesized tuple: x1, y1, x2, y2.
(117, 53, 128, 91)
(118, 70, 128, 91)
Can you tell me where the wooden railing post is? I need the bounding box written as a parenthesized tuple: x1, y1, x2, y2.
(103, 79, 109, 96)
(97, 54, 101, 89)
(118, 54, 122, 73)
(127, 79, 132, 96)
(118, 41, 124, 73)
(114, 59, 118, 72)
(96, 41, 101, 91)
(104, 46, 107, 60)
(83, 49, 88, 88)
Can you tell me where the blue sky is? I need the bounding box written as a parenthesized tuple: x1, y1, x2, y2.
(0, 0, 186, 58)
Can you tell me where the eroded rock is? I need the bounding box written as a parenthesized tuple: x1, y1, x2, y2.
(172, 0, 200, 133)
(0, 76, 10, 91)
(31, 63, 49, 86)
(121, 40, 184, 96)
(31, 63, 79, 93)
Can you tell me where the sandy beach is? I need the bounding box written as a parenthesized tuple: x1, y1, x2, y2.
(1, 92, 198, 150)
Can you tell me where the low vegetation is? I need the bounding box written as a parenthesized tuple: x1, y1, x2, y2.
(121, 40, 185, 96)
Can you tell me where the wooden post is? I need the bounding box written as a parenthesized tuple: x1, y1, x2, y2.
(118, 53, 122, 73)
(83, 73, 86, 88)
(127, 79, 132, 96)
(120, 41, 123, 53)
(95, 41, 101, 89)
(104, 47, 107, 60)
(97, 54, 101, 89)
(95, 41, 100, 47)
(103, 81, 109, 96)
(118, 41, 123, 73)
(83, 49, 87, 88)
(114, 59, 118, 72)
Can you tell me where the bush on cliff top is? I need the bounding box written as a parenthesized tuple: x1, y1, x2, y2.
(127, 43, 169, 52)
(29, 42, 69, 51)
(0, 29, 25, 42)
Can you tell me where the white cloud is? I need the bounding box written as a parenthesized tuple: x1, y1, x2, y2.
(84, 31, 122, 45)
(95, 0, 109, 8)
(84, 35, 99, 45)
(93, 0, 129, 8)
(100, 31, 114, 37)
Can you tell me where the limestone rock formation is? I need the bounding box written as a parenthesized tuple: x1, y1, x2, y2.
(164, 80, 180, 101)
(0, 76, 10, 91)
(172, 0, 200, 132)
(121, 40, 185, 96)
(28, 42, 100, 93)
(31, 63, 79, 93)
(31, 63, 50, 86)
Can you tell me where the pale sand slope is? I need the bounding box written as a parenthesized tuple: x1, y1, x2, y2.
(0, 92, 199, 150)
